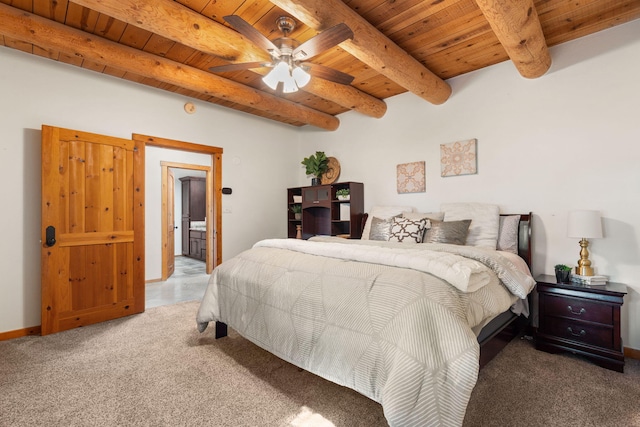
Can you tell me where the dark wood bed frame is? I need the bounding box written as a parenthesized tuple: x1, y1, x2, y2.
(477, 212, 533, 368)
(215, 212, 534, 369)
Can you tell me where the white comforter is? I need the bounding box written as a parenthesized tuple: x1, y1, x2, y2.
(196, 237, 535, 427)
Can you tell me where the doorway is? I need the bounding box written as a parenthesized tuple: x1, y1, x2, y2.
(147, 164, 210, 309)
(161, 162, 211, 281)
(132, 133, 222, 308)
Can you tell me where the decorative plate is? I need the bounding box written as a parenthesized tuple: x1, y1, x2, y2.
(321, 157, 341, 184)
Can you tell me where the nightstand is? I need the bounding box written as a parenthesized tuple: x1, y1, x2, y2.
(535, 274, 626, 372)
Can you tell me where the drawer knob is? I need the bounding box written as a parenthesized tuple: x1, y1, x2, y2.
(567, 305, 586, 315)
(567, 327, 586, 337)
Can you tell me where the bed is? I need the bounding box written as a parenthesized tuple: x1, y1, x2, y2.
(196, 205, 535, 427)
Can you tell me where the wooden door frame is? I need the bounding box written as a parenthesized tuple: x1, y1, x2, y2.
(132, 134, 222, 277)
(167, 168, 175, 278)
(160, 161, 211, 280)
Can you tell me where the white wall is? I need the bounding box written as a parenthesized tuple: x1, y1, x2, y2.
(299, 20, 640, 349)
(1, 19, 639, 351)
(0, 47, 298, 333)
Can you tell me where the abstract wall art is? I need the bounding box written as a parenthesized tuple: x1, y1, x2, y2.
(397, 161, 426, 193)
(440, 139, 477, 177)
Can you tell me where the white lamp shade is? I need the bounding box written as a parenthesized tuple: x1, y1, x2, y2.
(262, 68, 280, 90)
(262, 61, 290, 90)
(282, 74, 298, 93)
(567, 210, 603, 239)
(292, 66, 311, 88)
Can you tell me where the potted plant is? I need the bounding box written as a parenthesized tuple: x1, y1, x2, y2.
(301, 151, 329, 186)
(290, 204, 302, 220)
(554, 264, 572, 283)
(336, 188, 350, 200)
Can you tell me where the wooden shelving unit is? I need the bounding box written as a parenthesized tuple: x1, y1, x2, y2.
(287, 182, 364, 239)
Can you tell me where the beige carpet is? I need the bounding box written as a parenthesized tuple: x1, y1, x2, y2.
(1, 301, 638, 427)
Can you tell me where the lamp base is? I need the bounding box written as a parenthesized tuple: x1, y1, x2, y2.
(575, 237, 594, 276)
(575, 265, 594, 276)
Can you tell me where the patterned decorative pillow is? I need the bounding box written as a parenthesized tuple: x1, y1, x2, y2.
(369, 216, 399, 241)
(422, 219, 472, 245)
(388, 217, 429, 243)
(497, 215, 520, 254)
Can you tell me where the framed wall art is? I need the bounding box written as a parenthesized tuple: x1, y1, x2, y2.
(397, 161, 426, 193)
(440, 139, 477, 177)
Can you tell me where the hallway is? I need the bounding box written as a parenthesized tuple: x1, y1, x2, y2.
(146, 256, 209, 309)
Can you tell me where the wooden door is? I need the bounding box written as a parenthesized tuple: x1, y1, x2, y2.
(41, 125, 145, 335)
(167, 169, 175, 277)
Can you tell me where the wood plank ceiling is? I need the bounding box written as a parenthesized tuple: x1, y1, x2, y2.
(1, 0, 639, 130)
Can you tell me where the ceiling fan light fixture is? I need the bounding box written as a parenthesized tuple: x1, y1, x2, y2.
(292, 66, 311, 88)
(282, 74, 298, 93)
(215, 16, 354, 94)
(262, 61, 289, 90)
(262, 69, 279, 90)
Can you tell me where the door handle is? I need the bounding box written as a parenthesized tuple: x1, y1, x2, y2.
(45, 226, 56, 247)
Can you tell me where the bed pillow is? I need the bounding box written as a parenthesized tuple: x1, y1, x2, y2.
(441, 203, 500, 249)
(497, 215, 521, 254)
(361, 206, 414, 240)
(422, 219, 471, 245)
(388, 217, 429, 243)
(369, 216, 399, 241)
(402, 211, 445, 222)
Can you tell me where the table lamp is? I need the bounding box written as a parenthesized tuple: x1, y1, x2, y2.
(567, 210, 603, 276)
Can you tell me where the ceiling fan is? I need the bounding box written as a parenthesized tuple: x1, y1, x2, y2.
(209, 15, 355, 93)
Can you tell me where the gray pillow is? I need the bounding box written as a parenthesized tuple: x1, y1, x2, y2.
(422, 219, 472, 245)
(497, 215, 520, 254)
(369, 215, 399, 241)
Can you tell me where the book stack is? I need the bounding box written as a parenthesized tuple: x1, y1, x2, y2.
(571, 274, 608, 286)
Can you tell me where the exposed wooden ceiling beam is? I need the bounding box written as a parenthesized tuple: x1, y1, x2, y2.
(72, 0, 270, 65)
(474, 0, 552, 78)
(0, 3, 339, 131)
(269, 0, 452, 105)
(71, 0, 386, 119)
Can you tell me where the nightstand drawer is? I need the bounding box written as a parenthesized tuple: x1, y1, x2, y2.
(535, 275, 626, 372)
(543, 318, 614, 349)
(543, 294, 613, 325)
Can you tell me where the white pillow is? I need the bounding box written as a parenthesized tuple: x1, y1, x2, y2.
(362, 206, 414, 240)
(402, 211, 445, 222)
(441, 203, 500, 249)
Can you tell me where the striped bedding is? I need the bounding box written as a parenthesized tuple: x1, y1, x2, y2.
(196, 237, 535, 426)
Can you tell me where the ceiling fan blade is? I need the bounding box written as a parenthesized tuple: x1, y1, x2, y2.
(293, 23, 353, 60)
(224, 15, 280, 55)
(209, 62, 272, 73)
(304, 63, 355, 85)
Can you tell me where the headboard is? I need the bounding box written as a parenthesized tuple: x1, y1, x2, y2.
(501, 212, 533, 270)
(361, 211, 533, 270)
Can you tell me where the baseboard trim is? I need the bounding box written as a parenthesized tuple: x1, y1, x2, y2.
(0, 326, 41, 341)
(624, 347, 640, 360)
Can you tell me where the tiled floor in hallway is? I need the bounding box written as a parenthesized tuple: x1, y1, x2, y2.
(146, 256, 209, 308)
